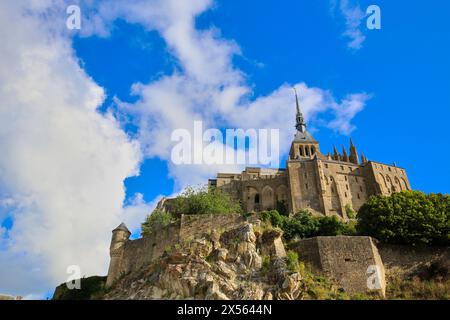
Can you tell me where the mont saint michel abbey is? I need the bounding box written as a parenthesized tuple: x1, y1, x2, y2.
(209, 91, 411, 219)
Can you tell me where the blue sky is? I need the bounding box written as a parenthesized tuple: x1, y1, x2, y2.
(74, 0, 450, 201)
(0, 0, 449, 298)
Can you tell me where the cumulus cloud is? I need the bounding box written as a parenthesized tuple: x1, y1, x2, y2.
(88, 0, 370, 188)
(0, 2, 144, 296)
(330, 0, 366, 50)
(0, 0, 370, 297)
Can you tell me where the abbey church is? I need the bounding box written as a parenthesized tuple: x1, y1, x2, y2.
(209, 91, 411, 219)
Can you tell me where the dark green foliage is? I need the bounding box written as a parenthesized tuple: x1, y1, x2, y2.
(357, 191, 450, 246)
(259, 209, 356, 241)
(141, 209, 173, 237)
(276, 200, 288, 216)
(171, 185, 242, 217)
(52, 276, 106, 300)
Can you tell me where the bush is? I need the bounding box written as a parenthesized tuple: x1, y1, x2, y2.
(171, 185, 242, 217)
(259, 210, 356, 241)
(345, 204, 356, 219)
(286, 250, 300, 272)
(141, 209, 173, 237)
(357, 191, 450, 246)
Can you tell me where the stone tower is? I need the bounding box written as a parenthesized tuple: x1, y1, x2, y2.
(106, 222, 131, 287)
(209, 87, 411, 218)
(289, 87, 320, 160)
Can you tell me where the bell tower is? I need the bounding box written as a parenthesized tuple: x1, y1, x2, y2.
(289, 87, 320, 160)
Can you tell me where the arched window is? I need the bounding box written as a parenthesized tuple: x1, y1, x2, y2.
(311, 146, 316, 155)
(254, 194, 260, 204)
(305, 146, 310, 156)
(299, 146, 304, 156)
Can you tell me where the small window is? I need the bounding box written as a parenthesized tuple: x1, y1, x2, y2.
(345, 192, 348, 198)
(388, 167, 392, 172)
(255, 194, 260, 204)
(355, 177, 358, 183)
(357, 193, 361, 200)
(360, 186, 363, 192)
(305, 183, 308, 190)
(348, 167, 352, 171)
(325, 164, 329, 169)
(345, 176, 348, 181)
(341, 165, 344, 171)
(346, 184, 349, 190)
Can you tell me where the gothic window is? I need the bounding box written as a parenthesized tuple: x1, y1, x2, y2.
(311, 146, 316, 155)
(255, 194, 260, 204)
(305, 146, 310, 156)
(305, 183, 308, 190)
(299, 146, 304, 156)
(357, 193, 361, 199)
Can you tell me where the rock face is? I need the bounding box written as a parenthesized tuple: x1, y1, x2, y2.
(103, 222, 306, 300)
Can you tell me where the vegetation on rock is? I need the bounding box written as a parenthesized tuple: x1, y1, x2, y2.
(171, 185, 242, 217)
(259, 210, 356, 241)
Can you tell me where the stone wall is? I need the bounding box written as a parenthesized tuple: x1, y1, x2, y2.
(179, 214, 245, 240)
(377, 244, 449, 275)
(290, 236, 386, 297)
(107, 214, 247, 286)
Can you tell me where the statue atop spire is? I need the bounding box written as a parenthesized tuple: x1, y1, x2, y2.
(293, 87, 306, 133)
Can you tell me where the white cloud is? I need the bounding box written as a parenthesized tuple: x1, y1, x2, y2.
(331, 0, 366, 50)
(0, 2, 143, 297)
(0, 0, 370, 298)
(87, 0, 370, 189)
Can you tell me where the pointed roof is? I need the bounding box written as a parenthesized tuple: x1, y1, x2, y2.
(292, 87, 316, 142)
(342, 145, 349, 161)
(112, 222, 131, 234)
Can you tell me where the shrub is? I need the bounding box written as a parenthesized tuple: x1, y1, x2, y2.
(345, 204, 356, 219)
(259, 210, 356, 241)
(286, 250, 300, 272)
(141, 209, 173, 237)
(357, 191, 450, 246)
(171, 185, 242, 217)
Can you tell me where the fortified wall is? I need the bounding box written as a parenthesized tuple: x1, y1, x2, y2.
(289, 236, 386, 297)
(106, 214, 245, 287)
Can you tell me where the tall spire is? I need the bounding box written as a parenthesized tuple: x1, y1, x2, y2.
(333, 145, 340, 160)
(293, 87, 306, 133)
(342, 145, 349, 162)
(349, 138, 359, 164)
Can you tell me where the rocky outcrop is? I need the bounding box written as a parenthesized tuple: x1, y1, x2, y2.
(102, 222, 309, 300)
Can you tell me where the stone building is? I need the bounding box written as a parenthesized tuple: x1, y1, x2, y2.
(209, 90, 411, 219)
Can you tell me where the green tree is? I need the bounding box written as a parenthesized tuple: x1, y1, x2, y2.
(171, 185, 242, 217)
(357, 191, 450, 246)
(141, 209, 173, 237)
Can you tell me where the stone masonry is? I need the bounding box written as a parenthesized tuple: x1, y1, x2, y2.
(208, 91, 411, 219)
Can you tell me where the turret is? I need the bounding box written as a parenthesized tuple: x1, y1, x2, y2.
(106, 223, 131, 287)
